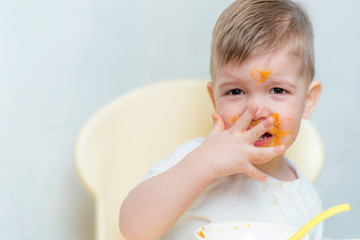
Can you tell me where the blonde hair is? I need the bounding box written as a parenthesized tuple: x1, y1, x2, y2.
(210, 0, 314, 82)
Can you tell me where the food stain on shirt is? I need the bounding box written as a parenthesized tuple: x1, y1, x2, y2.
(272, 182, 283, 189)
(250, 65, 273, 86)
(272, 197, 279, 205)
(287, 192, 292, 198)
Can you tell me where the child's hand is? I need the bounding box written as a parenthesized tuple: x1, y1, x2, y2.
(198, 104, 285, 182)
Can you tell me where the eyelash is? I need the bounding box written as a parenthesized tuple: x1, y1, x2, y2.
(227, 89, 245, 95)
(226, 88, 288, 96)
(270, 88, 288, 95)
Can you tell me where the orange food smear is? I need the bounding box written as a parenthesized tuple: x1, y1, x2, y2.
(247, 113, 294, 147)
(198, 231, 205, 238)
(271, 113, 280, 126)
(250, 119, 261, 128)
(250, 65, 273, 86)
(267, 113, 293, 147)
(230, 114, 241, 124)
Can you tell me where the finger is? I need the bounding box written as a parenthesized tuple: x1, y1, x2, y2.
(246, 116, 274, 142)
(250, 145, 286, 164)
(231, 103, 259, 132)
(211, 113, 225, 132)
(244, 164, 268, 182)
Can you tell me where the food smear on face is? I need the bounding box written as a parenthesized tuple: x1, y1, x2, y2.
(212, 114, 218, 123)
(230, 114, 241, 124)
(267, 113, 293, 147)
(251, 113, 294, 147)
(271, 113, 280, 126)
(250, 65, 273, 86)
(250, 119, 261, 129)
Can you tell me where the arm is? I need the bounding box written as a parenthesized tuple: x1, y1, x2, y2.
(119, 148, 213, 240)
(119, 104, 285, 240)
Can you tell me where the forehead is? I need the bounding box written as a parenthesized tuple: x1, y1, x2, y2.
(215, 48, 302, 87)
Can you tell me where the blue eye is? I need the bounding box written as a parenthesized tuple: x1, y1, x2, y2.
(270, 88, 287, 94)
(227, 89, 245, 95)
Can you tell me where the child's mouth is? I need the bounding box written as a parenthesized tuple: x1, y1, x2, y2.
(254, 132, 273, 147)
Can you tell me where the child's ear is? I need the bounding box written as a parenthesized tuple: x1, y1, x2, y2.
(302, 80, 322, 119)
(207, 81, 216, 109)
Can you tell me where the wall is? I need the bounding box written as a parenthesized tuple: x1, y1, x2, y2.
(1, 0, 359, 239)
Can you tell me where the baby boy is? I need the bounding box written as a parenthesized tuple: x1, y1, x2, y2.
(120, 0, 323, 239)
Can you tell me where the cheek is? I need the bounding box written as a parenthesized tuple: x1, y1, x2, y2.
(215, 101, 245, 130)
(269, 116, 301, 147)
(220, 112, 241, 130)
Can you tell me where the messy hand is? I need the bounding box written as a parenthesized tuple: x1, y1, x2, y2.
(198, 104, 285, 182)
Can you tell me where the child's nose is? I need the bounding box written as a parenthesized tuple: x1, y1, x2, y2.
(253, 104, 271, 121)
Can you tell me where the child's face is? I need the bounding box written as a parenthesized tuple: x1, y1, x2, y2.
(208, 48, 321, 149)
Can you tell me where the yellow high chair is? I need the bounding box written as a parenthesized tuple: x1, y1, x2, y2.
(73, 79, 325, 240)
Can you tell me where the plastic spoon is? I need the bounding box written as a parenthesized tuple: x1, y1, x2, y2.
(289, 203, 351, 240)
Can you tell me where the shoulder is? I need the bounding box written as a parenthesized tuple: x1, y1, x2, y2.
(142, 137, 205, 181)
(287, 157, 323, 210)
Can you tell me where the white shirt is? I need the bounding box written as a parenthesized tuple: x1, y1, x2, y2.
(143, 138, 323, 240)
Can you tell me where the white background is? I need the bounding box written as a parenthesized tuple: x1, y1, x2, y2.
(1, 0, 359, 239)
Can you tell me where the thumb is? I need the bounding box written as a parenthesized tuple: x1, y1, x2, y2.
(211, 113, 225, 132)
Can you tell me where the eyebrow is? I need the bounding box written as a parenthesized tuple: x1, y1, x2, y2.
(218, 77, 297, 90)
(268, 78, 297, 89)
(218, 78, 247, 90)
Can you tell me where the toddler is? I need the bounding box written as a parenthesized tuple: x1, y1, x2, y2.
(120, 0, 323, 239)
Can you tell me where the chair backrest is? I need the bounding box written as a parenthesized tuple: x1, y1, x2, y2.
(73, 79, 324, 240)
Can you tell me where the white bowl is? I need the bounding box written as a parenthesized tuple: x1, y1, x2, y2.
(194, 222, 310, 240)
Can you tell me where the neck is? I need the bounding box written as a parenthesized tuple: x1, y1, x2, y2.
(256, 154, 298, 181)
